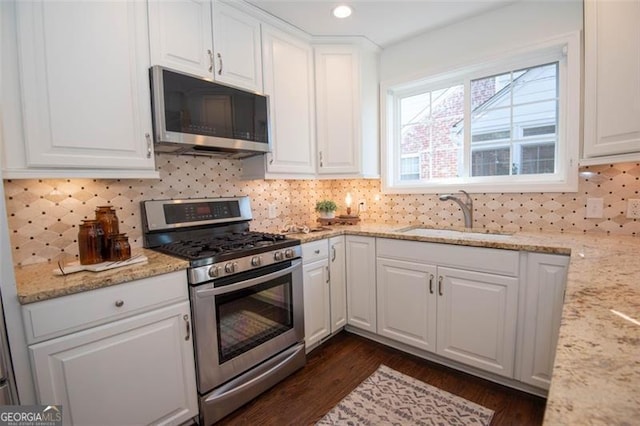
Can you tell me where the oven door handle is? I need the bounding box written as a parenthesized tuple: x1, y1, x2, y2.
(194, 259, 302, 297)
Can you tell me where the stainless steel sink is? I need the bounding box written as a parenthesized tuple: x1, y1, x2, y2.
(396, 227, 514, 240)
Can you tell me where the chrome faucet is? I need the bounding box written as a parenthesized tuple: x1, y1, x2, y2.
(439, 190, 473, 229)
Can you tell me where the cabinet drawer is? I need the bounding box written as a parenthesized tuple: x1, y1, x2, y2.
(22, 270, 188, 344)
(377, 238, 519, 277)
(302, 240, 329, 264)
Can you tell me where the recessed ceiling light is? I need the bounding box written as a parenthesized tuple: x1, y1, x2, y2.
(332, 5, 352, 19)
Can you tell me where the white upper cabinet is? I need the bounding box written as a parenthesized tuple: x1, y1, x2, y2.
(314, 43, 379, 177)
(10, 0, 157, 178)
(583, 0, 640, 164)
(259, 24, 316, 175)
(148, 0, 214, 78)
(148, 0, 262, 92)
(212, 1, 263, 92)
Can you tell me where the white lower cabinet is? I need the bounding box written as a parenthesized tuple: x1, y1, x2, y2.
(436, 267, 518, 377)
(302, 256, 330, 348)
(302, 237, 347, 351)
(345, 236, 377, 333)
(376, 238, 520, 379)
(329, 236, 347, 331)
(24, 272, 197, 426)
(377, 258, 436, 351)
(518, 252, 569, 389)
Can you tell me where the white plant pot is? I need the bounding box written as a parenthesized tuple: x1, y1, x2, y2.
(318, 211, 336, 219)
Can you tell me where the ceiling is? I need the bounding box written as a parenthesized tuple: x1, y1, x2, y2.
(246, 0, 519, 48)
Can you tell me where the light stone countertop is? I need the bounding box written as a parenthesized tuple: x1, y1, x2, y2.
(13, 223, 640, 424)
(14, 248, 189, 304)
(286, 223, 640, 425)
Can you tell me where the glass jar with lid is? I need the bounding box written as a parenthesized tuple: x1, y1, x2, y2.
(78, 220, 104, 265)
(109, 234, 131, 262)
(96, 206, 120, 259)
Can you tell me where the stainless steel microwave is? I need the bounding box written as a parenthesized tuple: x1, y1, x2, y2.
(149, 66, 270, 158)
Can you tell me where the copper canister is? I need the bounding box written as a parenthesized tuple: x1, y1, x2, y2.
(96, 206, 120, 259)
(78, 220, 103, 265)
(109, 234, 131, 261)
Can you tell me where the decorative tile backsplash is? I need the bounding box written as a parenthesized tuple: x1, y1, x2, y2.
(3, 156, 638, 266)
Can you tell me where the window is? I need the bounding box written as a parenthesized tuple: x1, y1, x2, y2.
(400, 154, 420, 180)
(381, 33, 580, 193)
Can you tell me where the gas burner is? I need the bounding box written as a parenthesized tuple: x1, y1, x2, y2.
(155, 230, 296, 264)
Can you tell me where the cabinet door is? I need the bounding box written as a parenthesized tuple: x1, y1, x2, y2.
(261, 25, 316, 175)
(303, 258, 330, 349)
(584, 0, 640, 158)
(519, 253, 568, 389)
(315, 45, 360, 174)
(16, 1, 155, 171)
(436, 267, 518, 378)
(329, 236, 347, 332)
(30, 302, 197, 426)
(148, 0, 214, 78)
(377, 258, 437, 351)
(345, 236, 376, 332)
(213, 2, 263, 92)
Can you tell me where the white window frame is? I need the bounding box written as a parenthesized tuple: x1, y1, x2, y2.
(380, 32, 581, 194)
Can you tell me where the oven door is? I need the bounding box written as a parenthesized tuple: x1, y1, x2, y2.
(191, 258, 303, 392)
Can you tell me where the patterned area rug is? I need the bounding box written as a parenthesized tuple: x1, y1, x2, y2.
(317, 365, 494, 426)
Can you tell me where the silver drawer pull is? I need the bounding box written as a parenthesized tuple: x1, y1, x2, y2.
(314, 249, 320, 254)
(115, 300, 124, 308)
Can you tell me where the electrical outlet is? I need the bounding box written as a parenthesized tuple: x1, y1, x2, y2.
(585, 198, 603, 218)
(627, 199, 640, 219)
(358, 200, 367, 212)
(267, 203, 277, 219)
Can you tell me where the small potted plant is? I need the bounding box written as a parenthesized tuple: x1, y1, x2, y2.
(315, 200, 338, 219)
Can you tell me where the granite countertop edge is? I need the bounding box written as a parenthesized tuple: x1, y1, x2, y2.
(15, 248, 190, 305)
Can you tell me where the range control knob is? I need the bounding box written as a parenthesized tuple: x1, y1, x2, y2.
(284, 248, 295, 259)
(208, 266, 221, 278)
(224, 262, 236, 273)
(274, 251, 283, 261)
(251, 256, 262, 267)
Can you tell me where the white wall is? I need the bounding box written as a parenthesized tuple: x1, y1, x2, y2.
(380, 0, 583, 82)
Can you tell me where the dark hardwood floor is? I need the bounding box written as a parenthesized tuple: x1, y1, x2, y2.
(217, 332, 546, 425)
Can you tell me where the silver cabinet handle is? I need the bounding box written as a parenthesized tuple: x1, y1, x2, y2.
(429, 274, 434, 294)
(184, 314, 191, 341)
(115, 300, 124, 308)
(326, 265, 330, 283)
(217, 52, 223, 75)
(314, 249, 320, 254)
(207, 49, 214, 73)
(145, 133, 152, 158)
(331, 246, 336, 262)
(319, 151, 323, 168)
(438, 276, 443, 296)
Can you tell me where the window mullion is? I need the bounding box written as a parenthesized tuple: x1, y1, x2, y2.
(463, 78, 471, 178)
(509, 70, 515, 175)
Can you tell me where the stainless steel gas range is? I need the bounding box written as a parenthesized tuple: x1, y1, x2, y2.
(141, 197, 305, 425)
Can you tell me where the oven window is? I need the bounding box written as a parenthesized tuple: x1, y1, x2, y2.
(215, 274, 293, 364)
